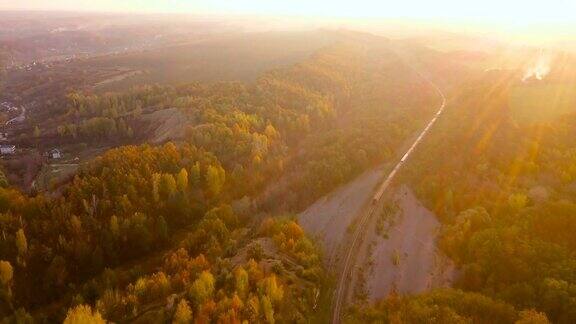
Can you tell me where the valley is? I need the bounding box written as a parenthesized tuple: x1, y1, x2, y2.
(1, 9, 576, 324)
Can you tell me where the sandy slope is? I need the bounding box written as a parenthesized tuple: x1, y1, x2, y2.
(141, 107, 188, 144)
(365, 185, 455, 301)
(298, 166, 455, 301)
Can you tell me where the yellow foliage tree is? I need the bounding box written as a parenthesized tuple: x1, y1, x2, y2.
(173, 299, 193, 324)
(63, 304, 106, 324)
(177, 168, 189, 193)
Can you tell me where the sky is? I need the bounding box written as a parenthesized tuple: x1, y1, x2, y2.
(1, 0, 576, 25)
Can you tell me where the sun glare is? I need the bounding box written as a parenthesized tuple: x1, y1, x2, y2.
(3, 0, 576, 25)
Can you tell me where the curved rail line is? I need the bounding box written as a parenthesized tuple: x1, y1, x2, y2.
(331, 73, 446, 324)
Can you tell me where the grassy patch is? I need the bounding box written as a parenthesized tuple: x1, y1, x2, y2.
(34, 163, 79, 192)
(375, 200, 399, 238)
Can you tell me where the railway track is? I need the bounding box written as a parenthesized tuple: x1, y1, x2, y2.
(331, 73, 446, 324)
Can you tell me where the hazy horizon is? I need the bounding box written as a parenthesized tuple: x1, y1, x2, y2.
(2, 0, 576, 48)
(1, 0, 576, 25)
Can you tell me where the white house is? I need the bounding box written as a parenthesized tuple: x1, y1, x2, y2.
(0, 145, 15, 155)
(48, 148, 62, 159)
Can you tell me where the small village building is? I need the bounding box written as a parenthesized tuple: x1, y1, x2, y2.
(48, 148, 62, 159)
(0, 145, 15, 155)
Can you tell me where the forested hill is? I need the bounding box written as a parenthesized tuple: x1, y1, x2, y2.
(347, 65, 576, 322)
(0, 33, 448, 322)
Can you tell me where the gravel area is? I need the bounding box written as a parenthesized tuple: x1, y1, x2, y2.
(366, 185, 456, 301)
(298, 165, 386, 264)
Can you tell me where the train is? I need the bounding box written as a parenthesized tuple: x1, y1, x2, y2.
(370, 99, 445, 206)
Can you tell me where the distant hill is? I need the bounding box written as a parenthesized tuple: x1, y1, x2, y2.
(81, 30, 341, 90)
